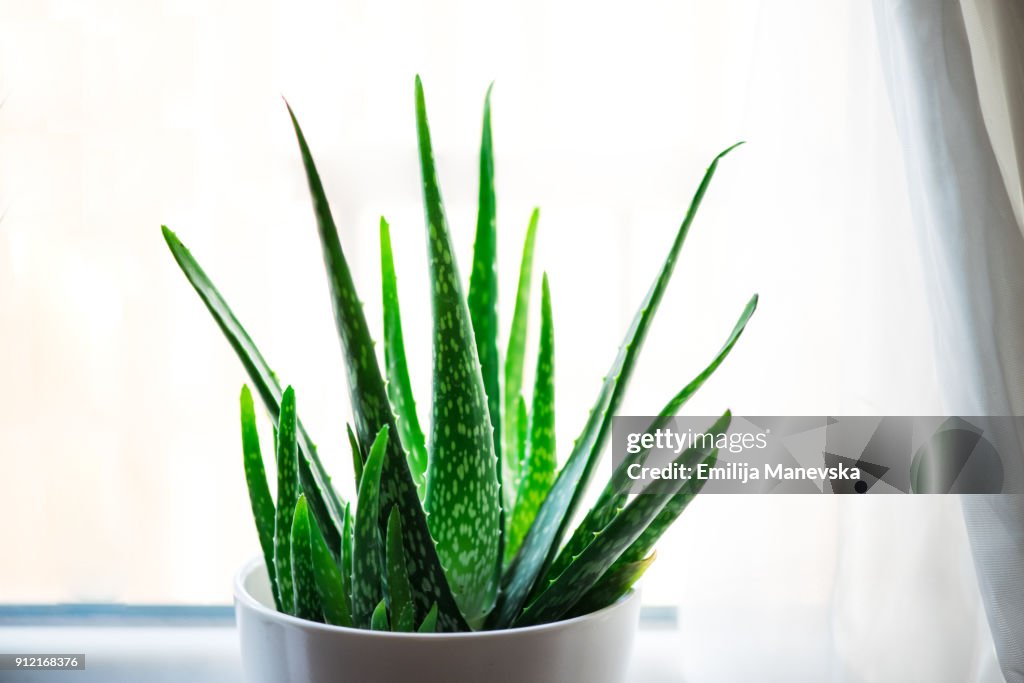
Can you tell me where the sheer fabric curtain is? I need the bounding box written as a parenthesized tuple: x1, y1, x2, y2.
(871, 1, 1024, 681)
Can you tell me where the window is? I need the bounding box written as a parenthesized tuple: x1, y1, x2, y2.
(0, 2, 941, 614)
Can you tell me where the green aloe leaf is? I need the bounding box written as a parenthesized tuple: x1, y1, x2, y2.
(468, 83, 501, 465)
(308, 496, 353, 627)
(503, 208, 539, 507)
(565, 552, 656, 620)
(287, 103, 467, 632)
(418, 603, 439, 633)
(514, 413, 729, 627)
(370, 599, 390, 631)
(273, 387, 299, 615)
(290, 495, 322, 622)
(385, 507, 416, 632)
(347, 424, 363, 489)
(161, 227, 344, 555)
(493, 144, 744, 628)
(468, 85, 503, 575)
(240, 385, 281, 611)
(380, 216, 428, 493)
(506, 276, 556, 562)
(544, 295, 757, 584)
(416, 75, 501, 627)
(352, 427, 389, 628)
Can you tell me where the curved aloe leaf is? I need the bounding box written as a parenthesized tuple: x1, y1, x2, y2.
(493, 144, 743, 628)
(514, 413, 729, 627)
(469, 84, 501, 462)
(240, 385, 281, 611)
(161, 227, 343, 555)
(503, 208, 539, 506)
(545, 295, 757, 584)
(290, 495, 322, 621)
(370, 599, 390, 631)
(507, 276, 556, 562)
(418, 603, 439, 633)
(273, 387, 299, 615)
(380, 217, 428, 493)
(566, 552, 656, 620)
(309, 497, 353, 627)
(352, 427, 388, 627)
(416, 75, 501, 626)
(385, 507, 416, 632)
(287, 103, 467, 631)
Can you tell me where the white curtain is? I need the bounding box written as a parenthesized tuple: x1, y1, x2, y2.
(871, 1, 1024, 681)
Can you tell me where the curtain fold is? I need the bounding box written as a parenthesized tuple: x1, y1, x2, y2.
(872, 1, 1024, 681)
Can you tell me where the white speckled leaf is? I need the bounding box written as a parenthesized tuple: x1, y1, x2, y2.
(290, 495, 323, 622)
(273, 387, 299, 615)
(287, 104, 468, 631)
(415, 76, 501, 627)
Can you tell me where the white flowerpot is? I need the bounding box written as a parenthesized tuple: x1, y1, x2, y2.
(234, 557, 641, 683)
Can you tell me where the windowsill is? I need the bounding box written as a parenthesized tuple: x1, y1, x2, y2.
(0, 605, 832, 682)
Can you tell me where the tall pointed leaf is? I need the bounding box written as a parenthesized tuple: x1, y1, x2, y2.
(503, 208, 539, 505)
(380, 216, 428, 492)
(352, 427, 388, 628)
(492, 143, 744, 628)
(162, 226, 343, 554)
(385, 507, 416, 632)
(468, 85, 504, 574)
(506, 275, 556, 561)
(468, 83, 501, 464)
(240, 385, 281, 611)
(290, 495, 322, 621)
(273, 387, 299, 615)
(514, 413, 729, 627)
(415, 75, 501, 626)
(286, 103, 467, 631)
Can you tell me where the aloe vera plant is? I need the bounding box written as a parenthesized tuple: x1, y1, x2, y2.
(163, 76, 757, 633)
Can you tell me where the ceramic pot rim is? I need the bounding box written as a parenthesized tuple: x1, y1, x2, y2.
(234, 556, 639, 641)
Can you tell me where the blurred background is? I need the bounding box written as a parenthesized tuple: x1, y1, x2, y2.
(0, 0, 956, 639)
